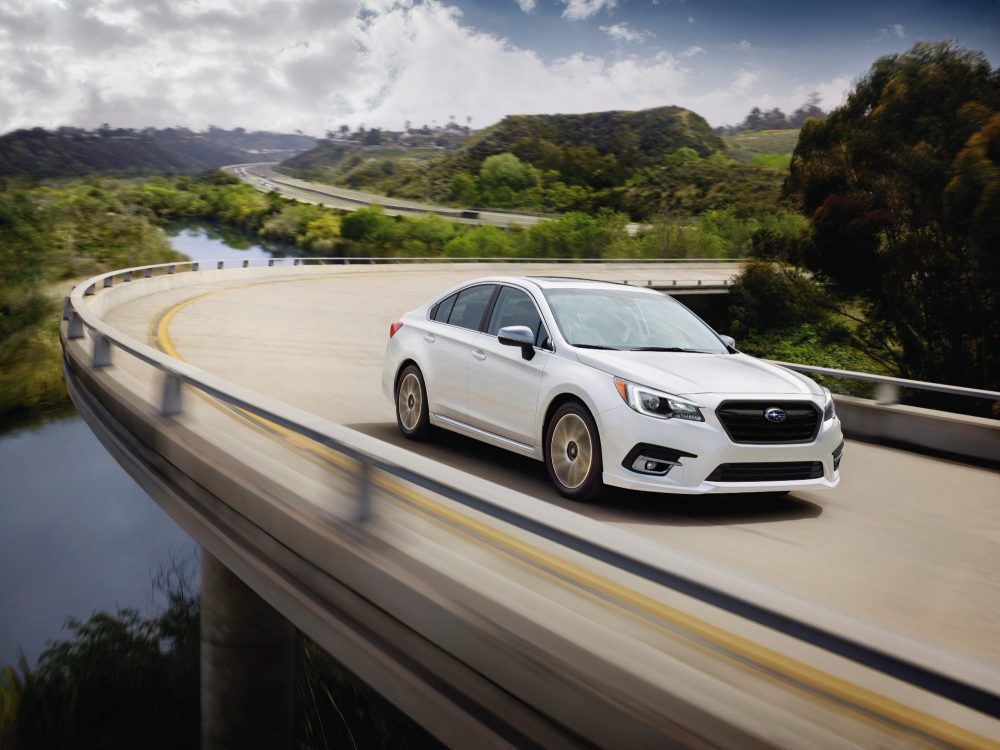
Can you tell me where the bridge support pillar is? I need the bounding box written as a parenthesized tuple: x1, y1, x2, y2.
(200, 550, 296, 750)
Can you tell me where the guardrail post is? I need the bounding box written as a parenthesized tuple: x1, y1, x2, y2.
(123, 271, 132, 282)
(217, 261, 224, 270)
(268, 259, 274, 267)
(191, 262, 199, 272)
(293, 258, 300, 266)
(358, 461, 372, 522)
(92, 334, 112, 368)
(84, 283, 95, 296)
(103, 276, 113, 288)
(144, 267, 153, 278)
(875, 383, 900, 405)
(242, 260, 249, 268)
(67, 311, 84, 339)
(167, 264, 175, 274)
(62, 297, 72, 320)
(161, 374, 182, 416)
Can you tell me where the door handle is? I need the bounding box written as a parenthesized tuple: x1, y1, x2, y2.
(472, 349, 487, 361)
(424, 333, 436, 343)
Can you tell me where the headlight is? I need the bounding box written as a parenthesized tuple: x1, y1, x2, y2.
(614, 378, 704, 422)
(822, 387, 835, 420)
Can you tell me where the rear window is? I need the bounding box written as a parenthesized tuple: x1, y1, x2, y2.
(448, 284, 496, 330)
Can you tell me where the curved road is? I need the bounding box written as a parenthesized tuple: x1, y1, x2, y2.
(227, 162, 644, 234)
(99, 263, 1000, 676)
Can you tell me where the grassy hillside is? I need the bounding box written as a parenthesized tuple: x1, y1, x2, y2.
(282, 143, 442, 198)
(722, 129, 800, 168)
(282, 105, 783, 219)
(0, 127, 316, 178)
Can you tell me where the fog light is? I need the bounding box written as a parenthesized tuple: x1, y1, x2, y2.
(631, 455, 678, 476)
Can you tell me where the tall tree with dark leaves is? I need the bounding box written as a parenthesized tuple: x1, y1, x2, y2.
(787, 41, 1000, 393)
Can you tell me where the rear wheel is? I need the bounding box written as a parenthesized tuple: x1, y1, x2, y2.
(396, 365, 431, 440)
(545, 402, 603, 502)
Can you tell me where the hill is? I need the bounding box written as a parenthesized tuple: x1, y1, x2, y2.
(722, 129, 800, 169)
(282, 105, 766, 219)
(0, 127, 316, 178)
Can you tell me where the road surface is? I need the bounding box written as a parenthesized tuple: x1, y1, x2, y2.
(101, 263, 1000, 672)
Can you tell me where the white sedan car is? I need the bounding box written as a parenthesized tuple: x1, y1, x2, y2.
(382, 276, 843, 501)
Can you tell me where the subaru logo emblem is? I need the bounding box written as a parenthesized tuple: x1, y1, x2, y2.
(764, 407, 787, 423)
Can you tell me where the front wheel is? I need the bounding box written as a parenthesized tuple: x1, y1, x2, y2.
(545, 402, 603, 502)
(395, 365, 431, 440)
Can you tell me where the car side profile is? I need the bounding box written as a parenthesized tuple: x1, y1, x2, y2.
(382, 276, 843, 501)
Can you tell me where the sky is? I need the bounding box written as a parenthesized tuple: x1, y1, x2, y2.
(0, 0, 996, 135)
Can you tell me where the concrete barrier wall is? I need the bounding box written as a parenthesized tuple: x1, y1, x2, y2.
(834, 395, 999, 466)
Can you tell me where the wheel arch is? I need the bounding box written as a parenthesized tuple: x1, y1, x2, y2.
(394, 358, 420, 394)
(541, 392, 597, 453)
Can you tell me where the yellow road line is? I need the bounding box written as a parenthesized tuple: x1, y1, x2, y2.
(153, 281, 999, 750)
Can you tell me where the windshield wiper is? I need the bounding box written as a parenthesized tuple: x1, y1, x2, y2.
(626, 347, 708, 353)
(573, 344, 623, 350)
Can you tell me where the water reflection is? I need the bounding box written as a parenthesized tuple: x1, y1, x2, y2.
(0, 414, 197, 666)
(163, 221, 290, 262)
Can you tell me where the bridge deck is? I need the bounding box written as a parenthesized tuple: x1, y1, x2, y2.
(100, 263, 1000, 669)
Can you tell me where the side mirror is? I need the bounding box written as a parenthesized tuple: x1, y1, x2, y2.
(498, 325, 535, 361)
(720, 334, 736, 349)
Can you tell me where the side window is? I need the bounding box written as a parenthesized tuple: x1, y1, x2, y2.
(447, 284, 496, 330)
(487, 287, 543, 343)
(431, 293, 457, 322)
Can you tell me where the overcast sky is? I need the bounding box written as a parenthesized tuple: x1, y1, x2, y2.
(0, 0, 996, 135)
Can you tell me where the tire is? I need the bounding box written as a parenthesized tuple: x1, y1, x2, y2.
(395, 365, 431, 440)
(545, 401, 603, 502)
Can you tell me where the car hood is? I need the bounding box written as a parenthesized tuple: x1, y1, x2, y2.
(574, 350, 821, 398)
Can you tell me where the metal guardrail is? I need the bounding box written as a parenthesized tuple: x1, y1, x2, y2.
(769, 360, 1000, 405)
(62, 259, 1000, 720)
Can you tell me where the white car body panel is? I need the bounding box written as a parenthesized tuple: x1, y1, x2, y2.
(382, 276, 843, 496)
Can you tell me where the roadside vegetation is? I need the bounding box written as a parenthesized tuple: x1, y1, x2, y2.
(0, 566, 437, 750)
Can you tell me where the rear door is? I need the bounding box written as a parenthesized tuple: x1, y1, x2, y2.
(424, 284, 496, 420)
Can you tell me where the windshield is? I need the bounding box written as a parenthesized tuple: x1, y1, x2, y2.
(542, 288, 729, 353)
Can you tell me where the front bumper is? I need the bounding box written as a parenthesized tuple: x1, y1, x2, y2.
(598, 402, 843, 495)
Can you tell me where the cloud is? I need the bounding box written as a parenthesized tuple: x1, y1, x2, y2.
(514, 0, 536, 12)
(561, 0, 617, 21)
(0, 0, 857, 133)
(732, 39, 752, 50)
(599, 22, 650, 44)
(885, 23, 905, 38)
(680, 45, 703, 57)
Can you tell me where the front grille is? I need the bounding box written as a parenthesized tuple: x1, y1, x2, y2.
(707, 461, 824, 482)
(716, 401, 821, 444)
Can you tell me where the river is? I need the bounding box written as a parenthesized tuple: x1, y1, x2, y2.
(0, 225, 278, 667)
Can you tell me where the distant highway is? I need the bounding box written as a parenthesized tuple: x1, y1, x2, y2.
(226, 162, 643, 234)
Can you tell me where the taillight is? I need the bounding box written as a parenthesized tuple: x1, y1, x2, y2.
(389, 321, 404, 339)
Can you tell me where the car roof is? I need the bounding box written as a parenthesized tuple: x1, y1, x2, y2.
(458, 275, 660, 293)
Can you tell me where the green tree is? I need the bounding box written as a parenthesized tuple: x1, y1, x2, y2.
(442, 225, 514, 257)
(340, 206, 393, 242)
(477, 153, 539, 207)
(787, 41, 1000, 391)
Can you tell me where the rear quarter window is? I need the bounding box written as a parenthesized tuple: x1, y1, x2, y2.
(431, 293, 458, 322)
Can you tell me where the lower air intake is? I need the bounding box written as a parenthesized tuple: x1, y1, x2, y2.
(707, 461, 824, 482)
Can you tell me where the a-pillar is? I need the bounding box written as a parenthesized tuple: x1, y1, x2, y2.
(200, 550, 296, 749)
